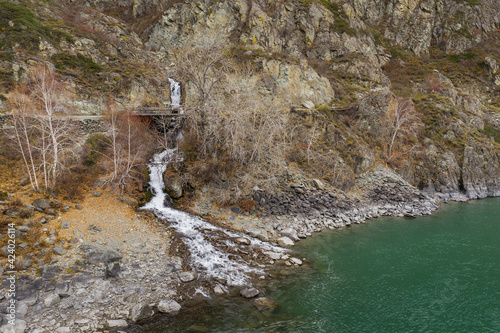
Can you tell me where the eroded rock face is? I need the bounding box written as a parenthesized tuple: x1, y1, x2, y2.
(462, 144, 500, 199)
(350, 0, 500, 54)
(262, 59, 334, 105)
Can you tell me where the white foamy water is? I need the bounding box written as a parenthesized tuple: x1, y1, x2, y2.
(168, 78, 181, 108)
(143, 150, 284, 286)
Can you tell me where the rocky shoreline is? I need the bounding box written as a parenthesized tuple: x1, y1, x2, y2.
(1, 165, 499, 333)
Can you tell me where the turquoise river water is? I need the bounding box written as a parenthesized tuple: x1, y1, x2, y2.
(131, 198, 500, 332)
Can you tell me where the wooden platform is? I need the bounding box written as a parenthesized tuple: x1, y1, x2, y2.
(130, 107, 184, 116)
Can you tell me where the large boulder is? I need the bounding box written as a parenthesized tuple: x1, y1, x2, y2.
(157, 299, 181, 315)
(32, 199, 51, 211)
(163, 173, 183, 199)
(253, 297, 278, 312)
(130, 303, 154, 322)
(240, 288, 259, 298)
(277, 237, 294, 247)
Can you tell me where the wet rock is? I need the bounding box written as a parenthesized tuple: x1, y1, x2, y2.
(178, 271, 197, 283)
(130, 302, 154, 322)
(264, 251, 282, 260)
(157, 299, 181, 315)
(213, 285, 225, 295)
(234, 237, 251, 245)
(280, 228, 299, 242)
(107, 319, 128, 328)
(163, 174, 183, 199)
(290, 257, 303, 265)
(253, 297, 278, 312)
(242, 226, 269, 241)
(240, 288, 259, 298)
(277, 237, 294, 247)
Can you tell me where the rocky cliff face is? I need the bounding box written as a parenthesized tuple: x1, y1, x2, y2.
(0, 0, 499, 202)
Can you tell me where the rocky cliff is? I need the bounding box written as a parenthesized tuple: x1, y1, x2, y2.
(1, 0, 499, 203)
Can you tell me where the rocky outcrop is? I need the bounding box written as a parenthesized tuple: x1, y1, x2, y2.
(462, 143, 500, 199)
(262, 59, 334, 105)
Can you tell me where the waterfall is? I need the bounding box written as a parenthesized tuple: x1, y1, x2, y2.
(142, 150, 284, 286)
(168, 78, 181, 109)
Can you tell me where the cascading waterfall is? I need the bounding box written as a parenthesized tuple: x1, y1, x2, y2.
(142, 150, 284, 286)
(168, 78, 182, 109)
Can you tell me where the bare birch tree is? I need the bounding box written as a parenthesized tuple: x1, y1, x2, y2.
(7, 89, 40, 191)
(100, 97, 154, 192)
(29, 65, 77, 189)
(385, 98, 422, 162)
(6, 65, 78, 191)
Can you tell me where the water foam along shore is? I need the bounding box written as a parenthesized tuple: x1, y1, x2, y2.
(142, 149, 286, 286)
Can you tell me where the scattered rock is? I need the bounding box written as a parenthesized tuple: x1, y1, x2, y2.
(101, 250, 123, 263)
(75, 204, 83, 210)
(33, 199, 51, 211)
(44, 292, 60, 307)
(54, 328, 70, 333)
(302, 100, 315, 109)
(45, 209, 57, 216)
(240, 288, 260, 298)
(178, 271, 197, 283)
(19, 178, 28, 186)
(17, 260, 32, 270)
(290, 257, 303, 265)
(18, 206, 34, 218)
(61, 221, 70, 229)
(312, 179, 324, 190)
(157, 299, 181, 315)
(55, 282, 72, 298)
(72, 274, 94, 288)
(14, 303, 27, 320)
(213, 285, 225, 295)
(264, 251, 282, 260)
(242, 226, 269, 241)
(253, 297, 278, 312)
(277, 237, 294, 247)
(107, 319, 128, 328)
(53, 245, 66, 256)
(234, 237, 251, 245)
(280, 228, 299, 242)
(93, 191, 102, 197)
(106, 262, 121, 278)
